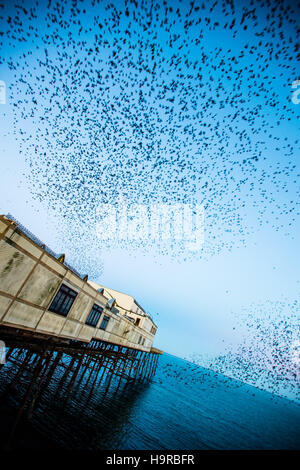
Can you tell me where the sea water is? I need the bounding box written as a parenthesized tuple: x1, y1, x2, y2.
(0, 352, 299, 449)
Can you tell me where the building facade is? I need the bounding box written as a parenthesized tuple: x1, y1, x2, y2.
(88, 282, 158, 344)
(0, 215, 158, 352)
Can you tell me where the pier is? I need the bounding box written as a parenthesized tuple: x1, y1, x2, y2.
(0, 214, 162, 446)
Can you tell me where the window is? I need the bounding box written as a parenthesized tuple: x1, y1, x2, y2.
(99, 315, 110, 331)
(142, 338, 145, 346)
(86, 303, 103, 327)
(138, 335, 142, 344)
(48, 284, 77, 316)
(151, 326, 156, 335)
(135, 318, 140, 326)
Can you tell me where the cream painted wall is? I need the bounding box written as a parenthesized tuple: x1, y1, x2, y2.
(0, 216, 157, 351)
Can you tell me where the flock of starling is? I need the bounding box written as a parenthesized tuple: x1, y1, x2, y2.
(187, 297, 299, 402)
(1, 0, 299, 398)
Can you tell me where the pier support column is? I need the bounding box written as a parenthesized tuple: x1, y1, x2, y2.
(6, 348, 48, 448)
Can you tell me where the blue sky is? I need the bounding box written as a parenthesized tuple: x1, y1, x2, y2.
(0, 0, 299, 361)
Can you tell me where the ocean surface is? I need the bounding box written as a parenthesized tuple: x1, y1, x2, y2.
(0, 352, 299, 450)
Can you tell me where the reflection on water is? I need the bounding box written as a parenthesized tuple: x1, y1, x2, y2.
(0, 352, 299, 450)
